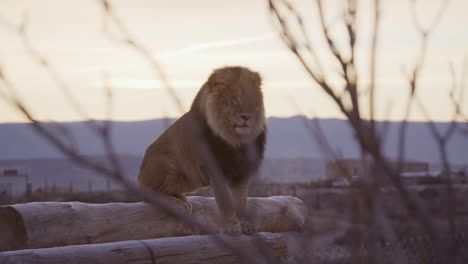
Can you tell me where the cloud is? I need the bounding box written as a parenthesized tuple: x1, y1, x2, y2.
(158, 32, 275, 57)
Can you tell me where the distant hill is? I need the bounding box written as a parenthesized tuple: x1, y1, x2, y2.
(1, 117, 466, 164)
(1, 116, 467, 192)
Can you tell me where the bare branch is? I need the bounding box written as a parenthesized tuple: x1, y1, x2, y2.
(0, 66, 274, 263)
(13, 13, 95, 123)
(0, 4, 280, 262)
(269, 0, 459, 261)
(410, 0, 451, 38)
(268, 0, 351, 120)
(369, 0, 381, 131)
(99, 0, 185, 113)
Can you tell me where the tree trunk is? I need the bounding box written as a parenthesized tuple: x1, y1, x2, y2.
(0, 232, 287, 264)
(0, 196, 305, 251)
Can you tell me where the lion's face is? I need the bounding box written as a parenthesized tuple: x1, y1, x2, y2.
(204, 66, 266, 147)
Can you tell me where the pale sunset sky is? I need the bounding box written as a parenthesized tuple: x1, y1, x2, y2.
(0, 0, 467, 123)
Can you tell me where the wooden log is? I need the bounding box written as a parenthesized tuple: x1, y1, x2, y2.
(0, 196, 305, 251)
(0, 232, 287, 264)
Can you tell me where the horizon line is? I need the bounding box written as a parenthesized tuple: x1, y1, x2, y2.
(0, 115, 461, 125)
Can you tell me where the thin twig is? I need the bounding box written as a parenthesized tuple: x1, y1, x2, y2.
(99, 0, 185, 114)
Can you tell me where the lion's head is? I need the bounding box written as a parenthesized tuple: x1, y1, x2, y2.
(200, 66, 266, 147)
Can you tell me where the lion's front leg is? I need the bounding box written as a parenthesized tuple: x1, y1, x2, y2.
(231, 180, 257, 235)
(210, 175, 243, 236)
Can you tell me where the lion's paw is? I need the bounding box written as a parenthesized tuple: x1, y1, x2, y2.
(222, 222, 242, 236)
(241, 221, 257, 235)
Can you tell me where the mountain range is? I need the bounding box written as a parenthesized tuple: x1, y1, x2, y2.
(1, 117, 466, 192)
(1, 116, 466, 164)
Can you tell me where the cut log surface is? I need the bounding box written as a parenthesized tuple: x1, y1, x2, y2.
(0, 232, 287, 264)
(0, 196, 305, 251)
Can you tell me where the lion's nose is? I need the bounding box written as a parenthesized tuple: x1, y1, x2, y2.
(240, 115, 250, 121)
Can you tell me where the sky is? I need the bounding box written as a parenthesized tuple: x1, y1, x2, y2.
(0, 0, 467, 123)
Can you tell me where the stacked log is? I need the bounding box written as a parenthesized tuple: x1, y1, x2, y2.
(0, 233, 287, 264)
(0, 196, 306, 251)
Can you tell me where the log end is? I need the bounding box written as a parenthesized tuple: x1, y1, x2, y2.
(0, 206, 28, 251)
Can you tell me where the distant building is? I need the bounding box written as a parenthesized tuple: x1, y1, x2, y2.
(0, 167, 29, 197)
(326, 159, 366, 182)
(393, 160, 429, 174)
(256, 158, 326, 184)
(326, 158, 430, 186)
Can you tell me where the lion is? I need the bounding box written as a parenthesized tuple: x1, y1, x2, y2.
(138, 66, 267, 235)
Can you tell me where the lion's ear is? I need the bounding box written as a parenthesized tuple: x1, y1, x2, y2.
(253, 71, 263, 88)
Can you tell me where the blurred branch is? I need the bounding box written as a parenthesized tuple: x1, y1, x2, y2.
(317, 0, 360, 124)
(0, 59, 271, 264)
(0, 5, 278, 263)
(414, 60, 467, 260)
(100, 0, 276, 262)
(281, 1, 407, 260)
(269, 0, 411, 210)
(99, 0, 185, 113)
(288, 97, 360, 187)
(369, 0, 380, 134)
(406, 2, 457, 259)
(0, 12, 107, 149)
(450, 57, 468, 132)
(15, 13, 94, 123)
(410, 0, 450, 38)
(396, 0, 451, 173)
(268, 0, 349, 118)
(269, 0, 460, 262)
